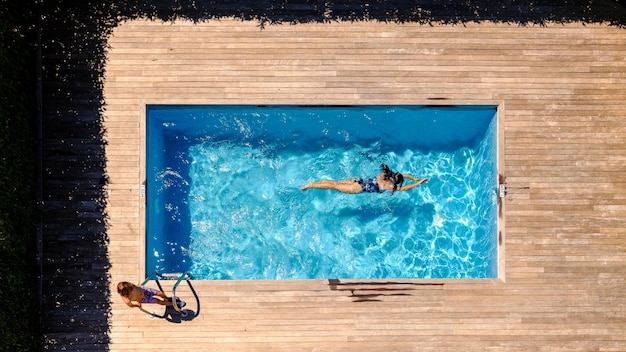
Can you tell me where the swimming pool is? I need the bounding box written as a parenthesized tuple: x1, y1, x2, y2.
(146, 105, 499, 279)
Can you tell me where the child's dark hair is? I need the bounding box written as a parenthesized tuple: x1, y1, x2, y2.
(381, 164, 404, 195)
(117, 282, 134, 297)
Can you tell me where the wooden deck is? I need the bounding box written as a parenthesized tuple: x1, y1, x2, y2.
(103, 19, 626, 351)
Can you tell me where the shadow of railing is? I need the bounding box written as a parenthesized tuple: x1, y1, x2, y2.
(37, 0, 625, 350)
(328, 279, 444, 302)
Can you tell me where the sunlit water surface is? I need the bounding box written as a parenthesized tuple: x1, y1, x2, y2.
(146, 106, 498, 279)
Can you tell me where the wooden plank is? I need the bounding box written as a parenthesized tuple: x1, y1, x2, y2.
(97, 18, 626, 352)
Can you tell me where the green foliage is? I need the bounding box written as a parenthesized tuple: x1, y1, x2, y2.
(0, 0, 39, 350)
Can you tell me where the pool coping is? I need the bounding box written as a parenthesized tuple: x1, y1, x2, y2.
(138, 100, 507, 283)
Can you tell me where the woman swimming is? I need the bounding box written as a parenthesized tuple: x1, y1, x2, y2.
(301, 164, 427, 195)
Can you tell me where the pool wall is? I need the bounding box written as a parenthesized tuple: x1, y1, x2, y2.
(497, 103, 506, 281)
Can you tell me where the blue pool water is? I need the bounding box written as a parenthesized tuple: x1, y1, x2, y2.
(146, 105, 498, 279)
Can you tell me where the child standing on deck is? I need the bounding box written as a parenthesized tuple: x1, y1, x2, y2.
(117, 281, 185, 309)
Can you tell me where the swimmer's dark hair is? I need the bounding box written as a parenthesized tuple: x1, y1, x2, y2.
(381, 164, 404, 195)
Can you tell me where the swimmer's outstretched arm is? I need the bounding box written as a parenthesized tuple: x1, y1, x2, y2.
(398, 174, 428, 191)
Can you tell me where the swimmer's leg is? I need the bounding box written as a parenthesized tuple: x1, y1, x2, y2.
(301, 179, 362, 193)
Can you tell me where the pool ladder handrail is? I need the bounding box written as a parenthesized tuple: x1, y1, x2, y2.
(140, 271, 194, 317)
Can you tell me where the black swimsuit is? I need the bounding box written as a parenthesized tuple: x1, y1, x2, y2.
(356, 177, 382, 193)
